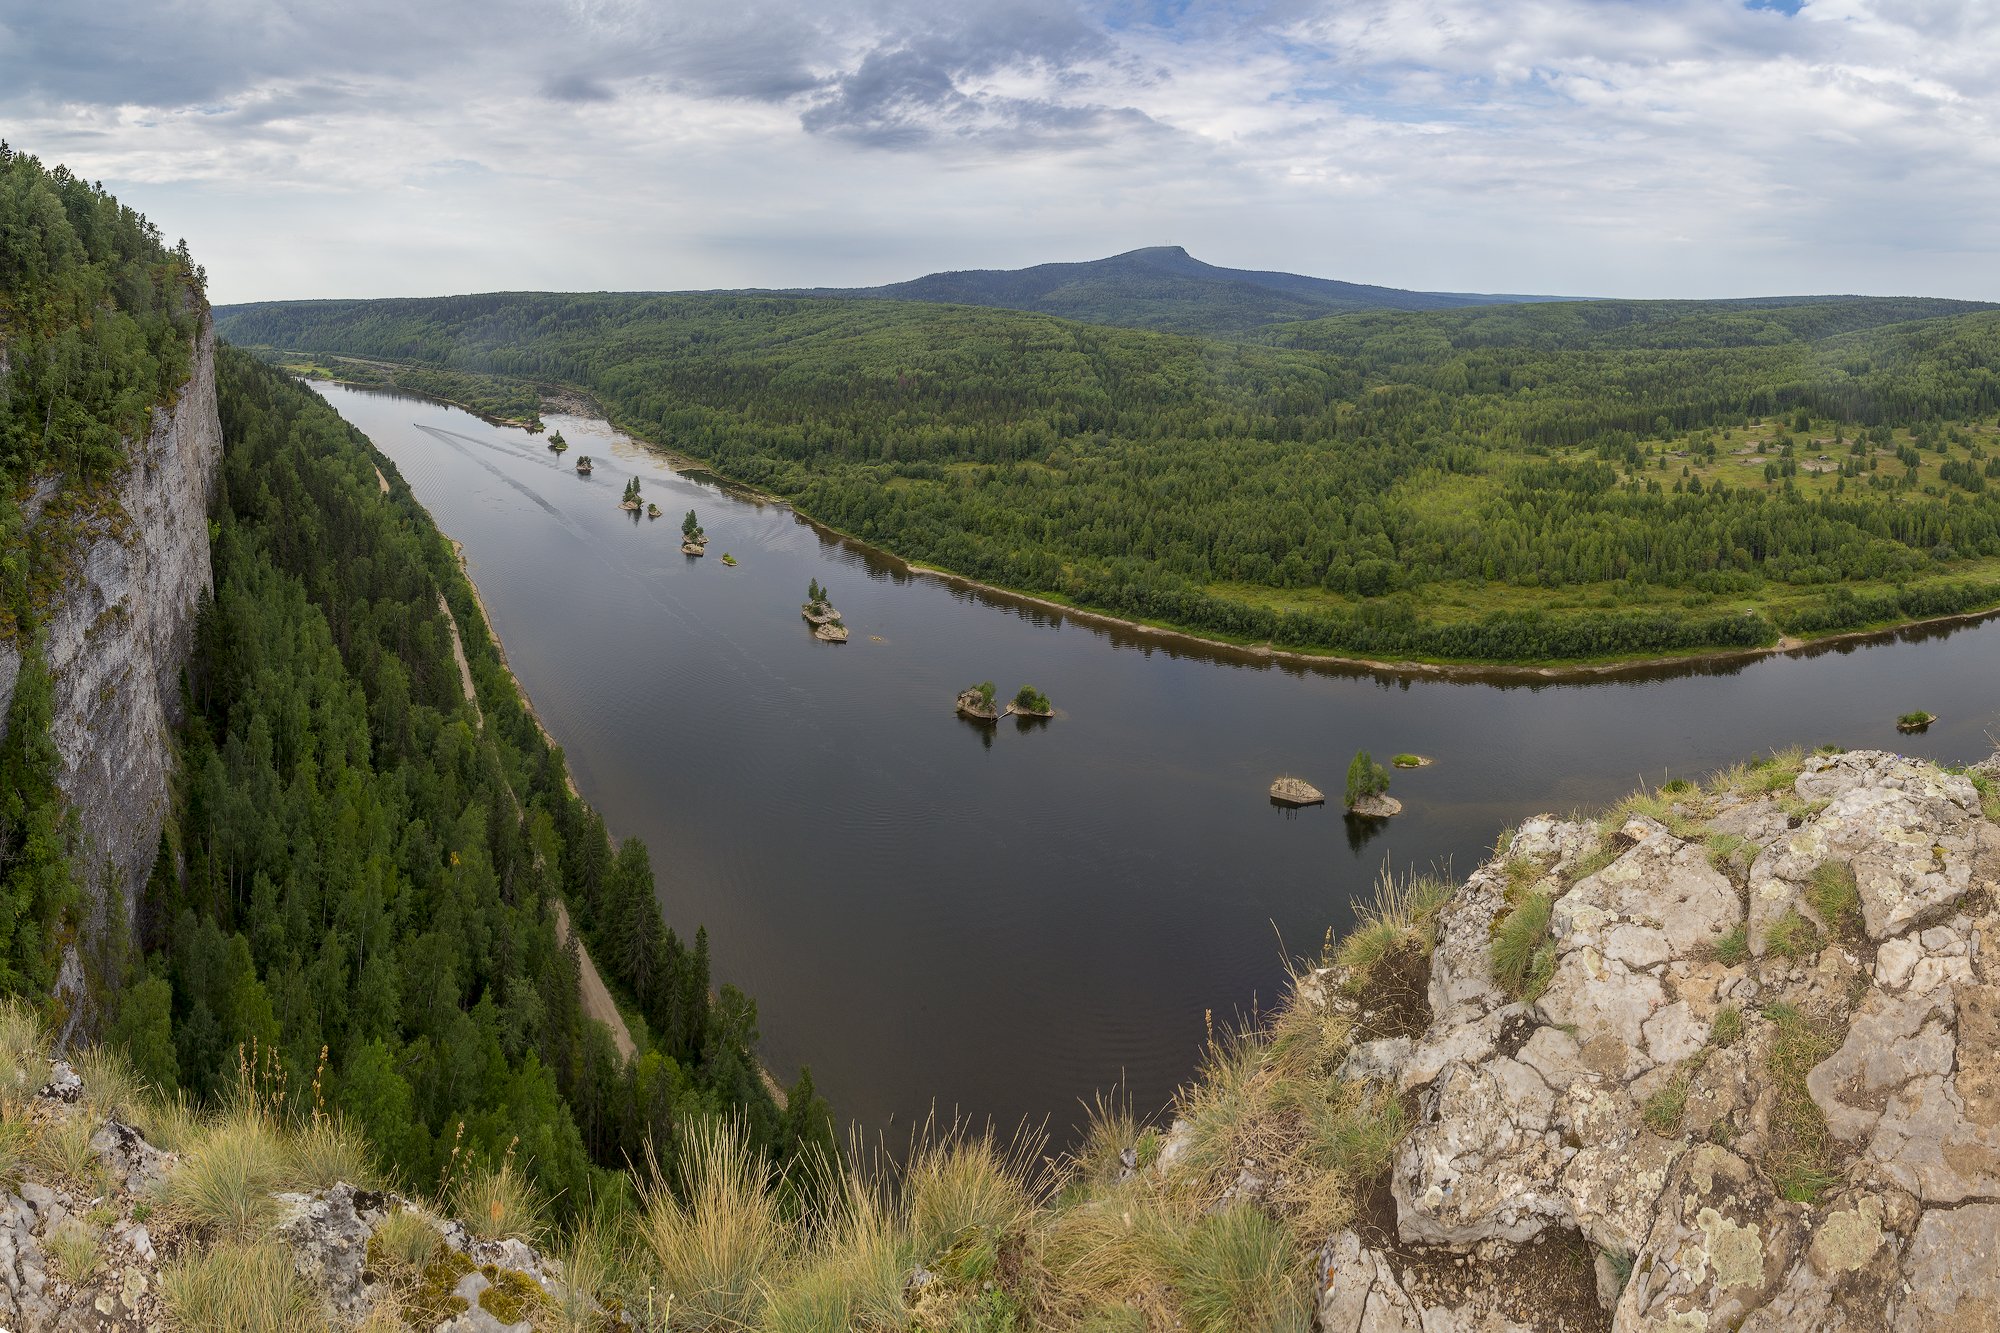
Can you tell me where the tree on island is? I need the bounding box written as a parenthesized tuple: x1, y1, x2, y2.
(806, 578, 826, 609)
(683, 509, 704, 540)
(1345, 750, 1390, 808)
(1013, 684, 1051, 713)
(977, 681, 997, 710)
(548, 430, 567, 453)
(622, 476, 642, 505)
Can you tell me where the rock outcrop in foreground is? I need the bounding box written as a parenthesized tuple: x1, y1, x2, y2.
(1308, 748, 2000, 1332)
(0, 1055, 597, 1332)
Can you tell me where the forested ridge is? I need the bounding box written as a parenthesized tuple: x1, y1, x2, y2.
(218, 288, 2000, 663)
(2, 156, 830, 1228)
(117, 349, 835, 1212)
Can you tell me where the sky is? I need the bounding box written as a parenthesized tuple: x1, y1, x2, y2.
(4, 0, 1998, 305)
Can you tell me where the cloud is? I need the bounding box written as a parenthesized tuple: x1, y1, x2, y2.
(2, 0, 1995, 303)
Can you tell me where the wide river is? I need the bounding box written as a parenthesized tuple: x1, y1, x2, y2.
(317, 381, 2000, 1145)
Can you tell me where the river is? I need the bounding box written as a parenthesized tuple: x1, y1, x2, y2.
(313, 380, 2000, 1146)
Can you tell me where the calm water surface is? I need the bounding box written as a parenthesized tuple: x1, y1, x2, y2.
(315, 382, 2000, 1143)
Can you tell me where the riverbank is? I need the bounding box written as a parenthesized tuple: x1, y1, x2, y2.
(565, 390, 2000, 683)
(290, 356, 2000, 681)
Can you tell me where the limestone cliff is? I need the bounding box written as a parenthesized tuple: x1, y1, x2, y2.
(0, 323, 220, 979)
(1294, 748, 2000, 1331)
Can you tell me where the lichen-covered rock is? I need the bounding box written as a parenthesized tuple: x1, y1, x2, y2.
(1304, 750, 2000, 1329)
(1888, 1201, 2000, 1329)
(1316, 1229, 1422, 1332)
(1612, 1145, 1804, 1330)
(1808, 982, 2000, 1204)
(1537, 817, 1739, 1082)
(1429, 818, 1600, 1029)
(1392, 1055, 1572, 1246)
(90, 1120, 175, 1195)
(277, 1182, 401, 1320)
(1787, 751, 2000, 941)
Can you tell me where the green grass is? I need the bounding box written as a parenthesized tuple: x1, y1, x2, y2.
(1641, 1074, 1690, 1136)
(1491, 892, 1557, 1000)
(159, 1241, 333, 1333)
(1711, 925, 1749, 966)
(1391, 754, 1423, 768)
(1763, 909, 1823, 961)
(1806, 861, 1860, 938)
(1711, 1005, 1744, 1046)
(1763, 1003, 1842, 1202)
(1165, 1206, 1308, 1333)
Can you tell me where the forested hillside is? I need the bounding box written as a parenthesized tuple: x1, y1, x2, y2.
(119, 349, 835, 1212)
(792, 244, 1561, 335)
(1, 145, 207, 1000)
(217, 289, 2000, 664)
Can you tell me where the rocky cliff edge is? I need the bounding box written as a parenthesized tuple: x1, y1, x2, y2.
(1282, 747, 2000, 1332)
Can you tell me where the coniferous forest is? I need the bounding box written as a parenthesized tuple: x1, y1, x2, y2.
(1, 150, 833, 1223)
(216, 289, 2000, 663)
(128, 350, 836, 1212)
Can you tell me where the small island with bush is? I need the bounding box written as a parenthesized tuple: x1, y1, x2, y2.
(801, 578, 840, 625)
(1005, 684, 1054, 718)
(1897, 710, 1938, 733)
(956, 681, 1000, 721)
(546, 429, 567, 454)
(681, 508, 708, 554)
(574, 454, 592, 474)
(1345, 749, 1402, 817)
(620, 476, 643, 511)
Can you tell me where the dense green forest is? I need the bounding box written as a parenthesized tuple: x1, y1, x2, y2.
(118, 349, 834, 1211)
(0, 143, 204, 489)
(217, 289, 2000, 663)
(2, 158, 830, 1221)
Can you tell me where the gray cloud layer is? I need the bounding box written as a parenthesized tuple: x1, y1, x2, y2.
(4, 0, 1996, 304)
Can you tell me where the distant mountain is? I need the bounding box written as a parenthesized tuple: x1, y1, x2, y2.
(791, 245, 1569, 335)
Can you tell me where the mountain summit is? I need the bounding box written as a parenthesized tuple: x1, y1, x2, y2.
(796, 245, 1567, 335)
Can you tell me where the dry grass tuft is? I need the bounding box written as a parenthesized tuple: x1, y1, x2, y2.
(25, 1112, 104, 1194)
(287, 1115, 380, 1192)
(162, 1112, 287, 1239)
(159, 1240, 332, 1332)
(453, 1150, 544, 1245)
(637, 1119, 790, 1331)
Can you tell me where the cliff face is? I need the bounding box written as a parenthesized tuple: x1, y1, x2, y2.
(0, 323, 220, 954)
